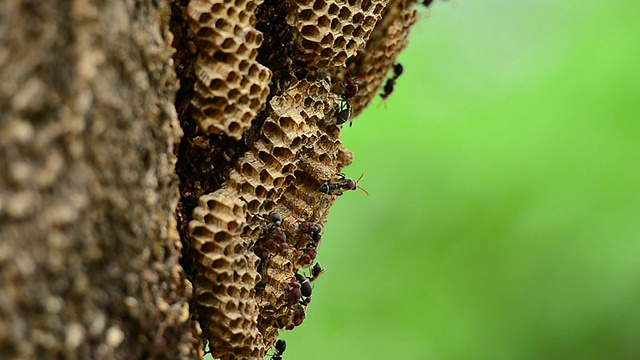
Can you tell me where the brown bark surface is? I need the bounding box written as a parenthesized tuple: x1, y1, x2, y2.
(0, 1, 196, 358)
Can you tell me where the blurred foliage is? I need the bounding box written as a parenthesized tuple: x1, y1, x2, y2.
(277, 0, 640, 359)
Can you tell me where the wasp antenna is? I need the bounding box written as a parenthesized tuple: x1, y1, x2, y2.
(358, 186, 369, 196)
(356, 172, 365, 183)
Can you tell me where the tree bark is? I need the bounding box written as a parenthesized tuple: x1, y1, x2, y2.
(0, 1, 196, 358)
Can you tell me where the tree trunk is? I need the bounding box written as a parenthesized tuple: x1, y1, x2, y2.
(0, 1, 196, 358)
(0, 0, 420, 358)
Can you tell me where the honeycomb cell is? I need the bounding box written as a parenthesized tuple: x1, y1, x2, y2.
(187, 0, 272, 140)
(201, 241, 223, 254)
(188, 189, 263, 359)
(286, 0, 390, 68)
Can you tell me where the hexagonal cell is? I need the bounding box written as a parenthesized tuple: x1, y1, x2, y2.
(188, 188, 263, 359)
(287, 0, 390, 68)
(187, 0, 272, 140)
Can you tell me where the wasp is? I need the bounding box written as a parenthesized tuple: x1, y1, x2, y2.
(299, 221, 322, 238)
(319, 173, 369, 196)
(285, 303, 306, 330)
(279, 277, 308, 330)
(335, 100, 352, 126)
(380, 63, 404, 100)
(341, 68, 362, 102)
(336, 69, 364, 126)
(380, 78, 396, 100)
(294, 262, 325, 301)
(422, 0, 456, 10)
(270, 339, 286, 360)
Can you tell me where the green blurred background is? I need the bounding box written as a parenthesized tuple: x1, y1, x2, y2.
(281, 0, 640, 359)
(217, 0, 640, 358)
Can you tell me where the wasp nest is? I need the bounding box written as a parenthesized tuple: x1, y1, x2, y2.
(187, 0, 273, 139)
(188, 79, 351, 358)
(171, 0, 422, 358)
(286, 0, 390, 68)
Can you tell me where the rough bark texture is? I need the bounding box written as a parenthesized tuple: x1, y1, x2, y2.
(1, 0, 421, 358)
(0, 1, 197, 358)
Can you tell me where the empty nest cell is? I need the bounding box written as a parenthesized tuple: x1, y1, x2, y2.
(187, 0, 272, 139)
(286, 0, 390, 68)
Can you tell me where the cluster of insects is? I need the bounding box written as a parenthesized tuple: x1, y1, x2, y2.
(254, 212, 289, 271)
(253, 70, 381, 353)
(261, 172, 368, 338)
(253, 210, 329, 335)
(335, 61, 406, 126)
(297, 220, 323, 266)
(281, 261, 325, 331)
